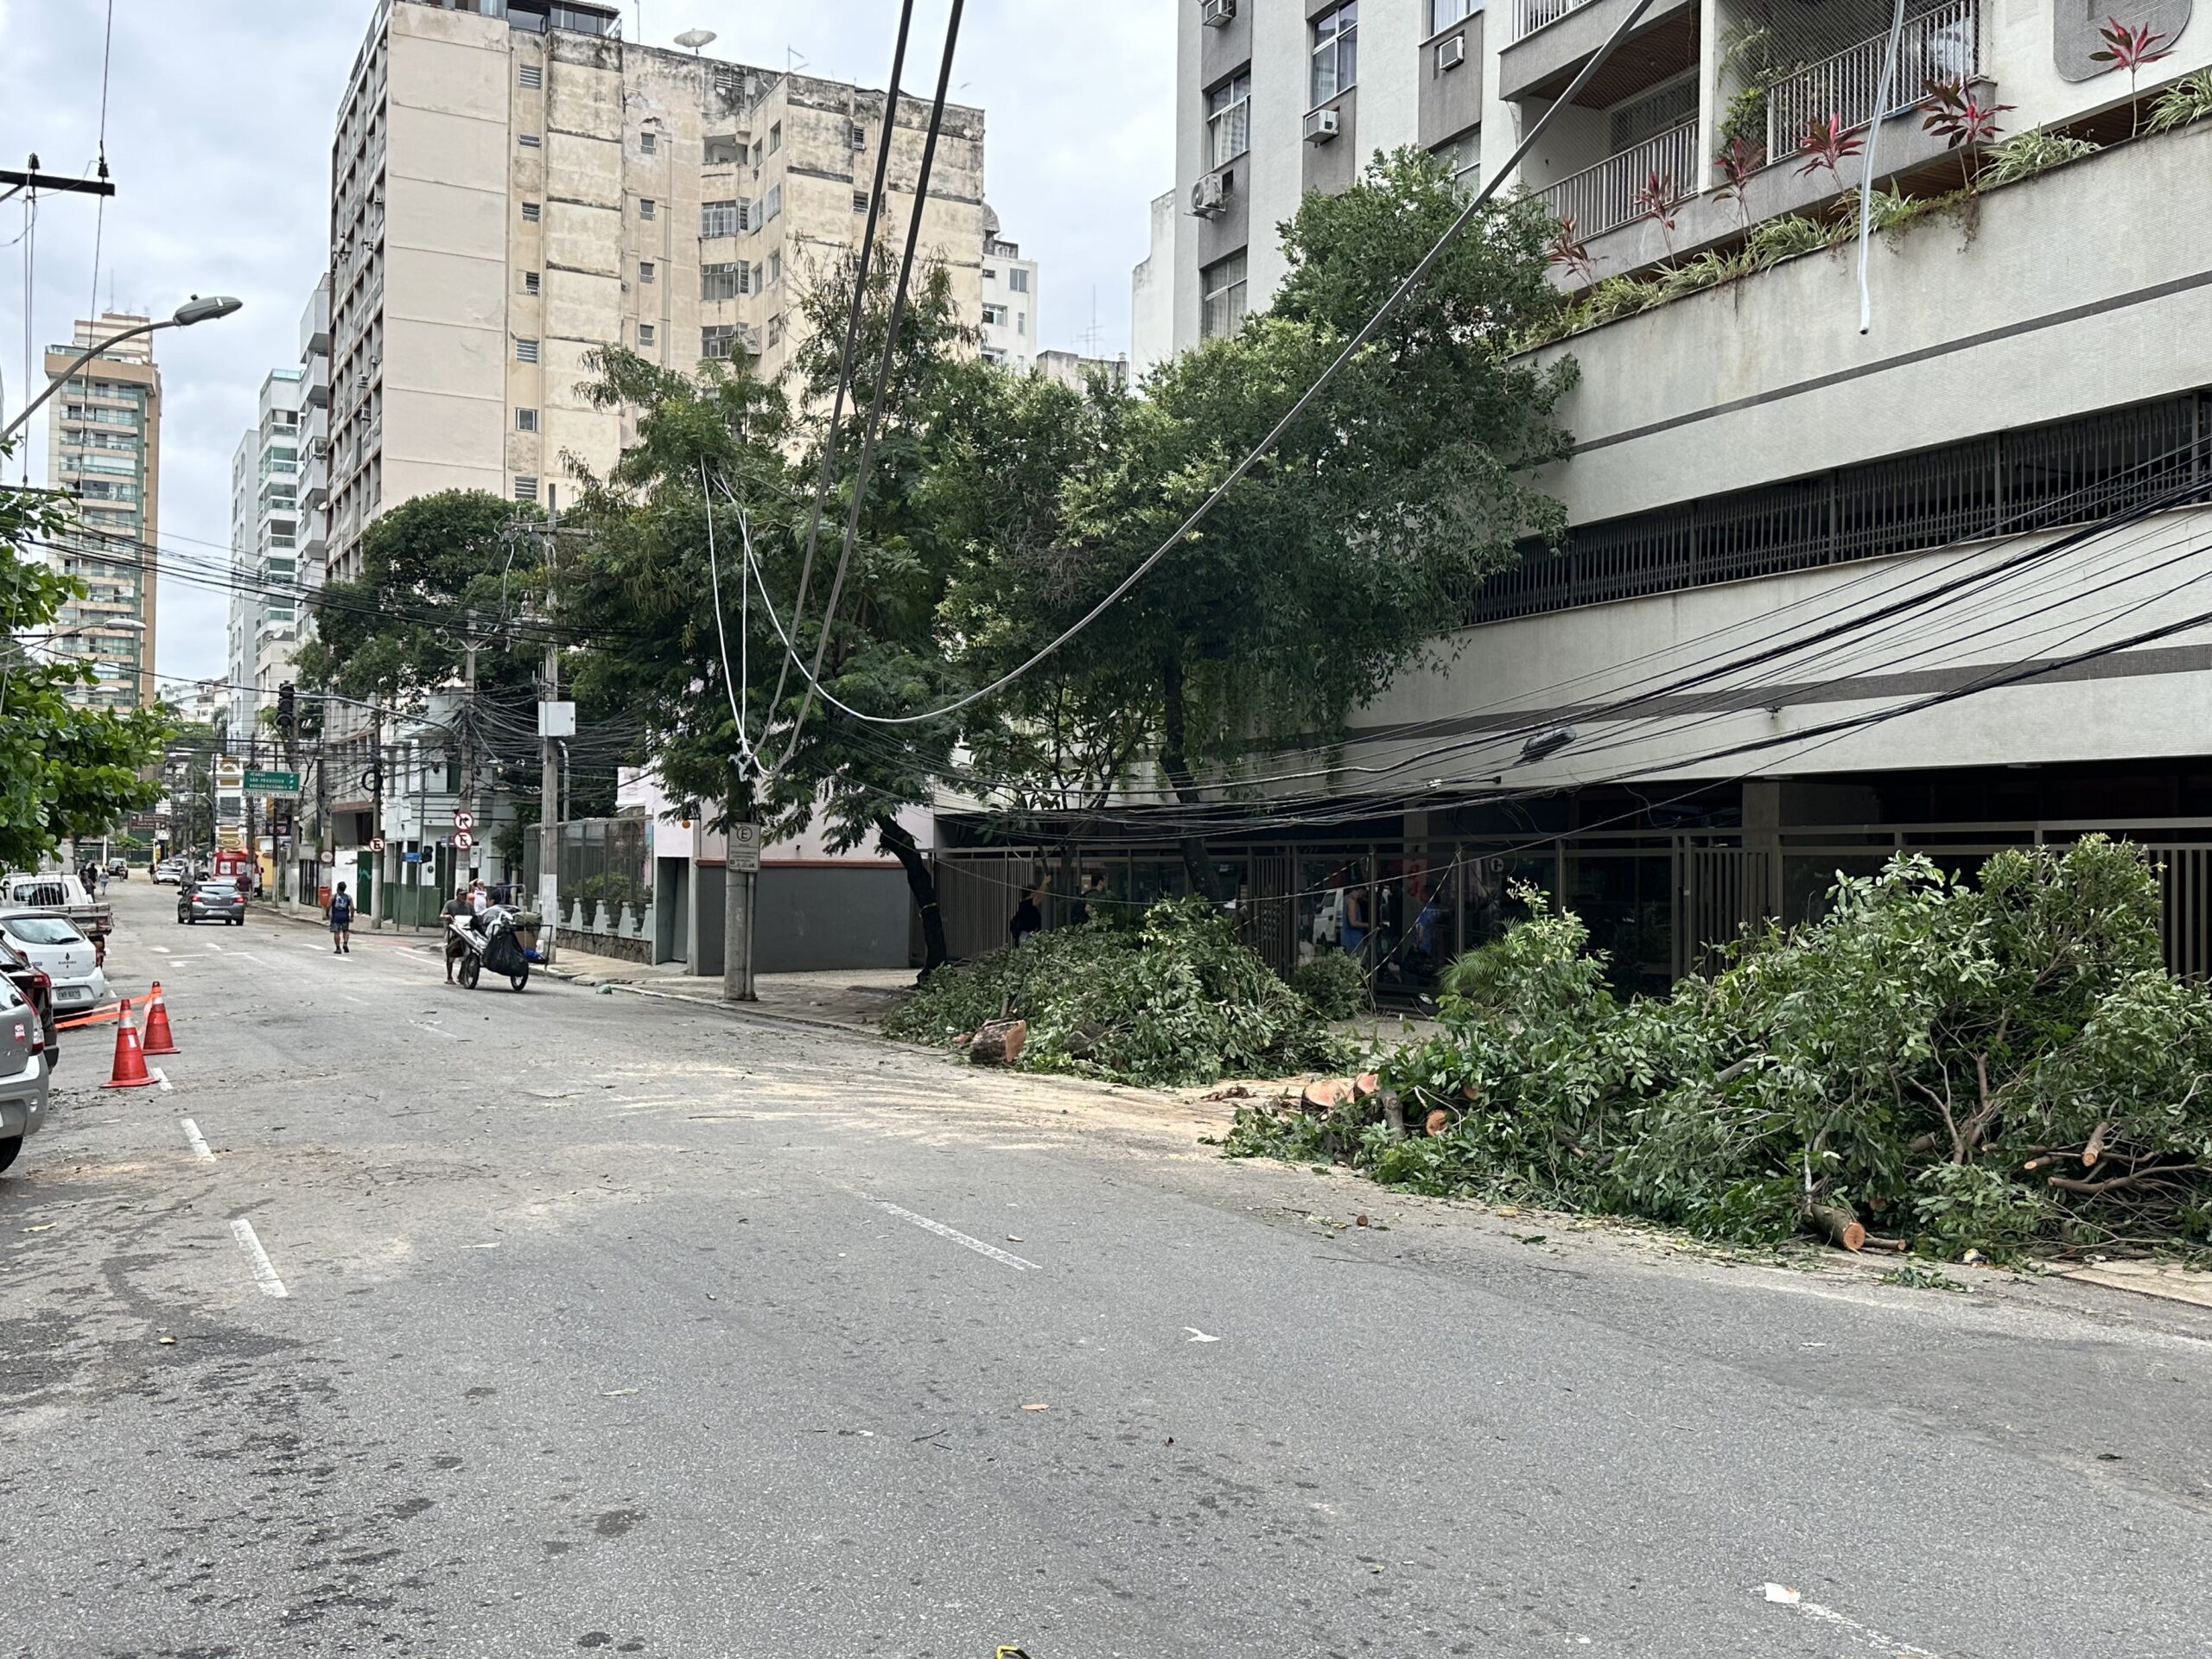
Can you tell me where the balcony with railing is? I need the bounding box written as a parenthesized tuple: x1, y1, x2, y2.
(1538, 118, 1698, 238)
(1766, 0, 1980, 161)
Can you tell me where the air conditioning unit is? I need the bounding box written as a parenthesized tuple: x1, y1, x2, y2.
(1190, 168, 1230, 217)
(1304, 106, 1341, 144)
(1437, 34, 1465, 70)
(1201, 0, 1236, 26)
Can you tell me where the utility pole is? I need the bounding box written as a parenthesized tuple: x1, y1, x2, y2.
(537, 488, 562, 962)
(370, 703, 385, 931)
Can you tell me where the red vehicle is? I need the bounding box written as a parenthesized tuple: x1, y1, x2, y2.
(0, 934, 58, 1072)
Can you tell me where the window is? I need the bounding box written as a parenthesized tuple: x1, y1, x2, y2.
(518, 133, 542, 148)
(702, 199, 741, 237)
(750, 138, 764, 166)
(1428, 0, 1472, 32)
(1007, 267, 1029, 294)
(514, 476, 539, 501)
(639, 259, 656, 283)
(639, 197, 656, 220)
(704, 134, 742, 164)
(515, 338, 540, 364)
(1207, 70, 1252, 167)
(764, 184, 782, 220)
(766, 314, 784, 347)
(854, 190, 870, 212)
(524, 270, 541, 296)
(639, 130, 657, 154)
(766, 250, 782, 286)
(982, 302, 1008, 327)
(768, 121, 782, 153)
(1017, 311, 1027, 337)
(1437, 126, 1481, 190)
(518, 63, 543, 88)
(982, 346, 1008, 366)
(638, 322, 656, 346)
(521, 201, 542, 223)
(1311, 3, 1358, 105)
(849, 122, 868, 150)
(1201, 251, 1248, 339)
(702, 324, 738, 360)
(516, 408, 539, 432)
(702, 262, 742, 301)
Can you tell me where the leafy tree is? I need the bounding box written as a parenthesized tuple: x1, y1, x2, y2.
(939, 148, 1574, 894)
(0, 469, 168, 868)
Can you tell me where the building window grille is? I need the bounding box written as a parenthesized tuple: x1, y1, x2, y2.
(514, 476, 539, 502)
(518, 63, 543, 88)
(518, 133, 542, 149)
(524, 270, 541, 295)
(515, 338, 540, 364)
(522, 201, 541, 223)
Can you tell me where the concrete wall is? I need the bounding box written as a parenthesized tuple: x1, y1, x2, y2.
(754, 867, 915, 972)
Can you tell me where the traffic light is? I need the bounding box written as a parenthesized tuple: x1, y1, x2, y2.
(277, 682, 297, 760)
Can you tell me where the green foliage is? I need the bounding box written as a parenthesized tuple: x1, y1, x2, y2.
(1745, 214, 1833, 265)
(0, 462, 169, 868)
(884, 899, 1354, 1087)
(2144, 68, 2212, 133)
(1980, 130, 2101, 186)
(1716, 84, 1769, 149)
(1290, 948, 1370, 1020)
(1230, 842, 2212, 1260)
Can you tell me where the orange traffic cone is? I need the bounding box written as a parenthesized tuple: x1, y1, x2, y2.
(141, 981, 179, 1056)
(102, 1003, 156, 1089)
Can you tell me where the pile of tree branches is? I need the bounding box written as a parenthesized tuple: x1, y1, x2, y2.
(884, 899, 1354, 1089)
(1227, 838, 2212, 1260)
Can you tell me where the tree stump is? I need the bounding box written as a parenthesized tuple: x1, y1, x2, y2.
(970, 1017, 1027, 1065)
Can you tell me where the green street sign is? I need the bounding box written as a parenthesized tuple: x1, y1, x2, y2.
(244, 768, 302, 795)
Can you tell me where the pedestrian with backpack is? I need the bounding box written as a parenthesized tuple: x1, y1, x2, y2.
(328, 881, 355, 955)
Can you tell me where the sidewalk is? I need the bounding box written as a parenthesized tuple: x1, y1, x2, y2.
(541, 942, 918, 1032)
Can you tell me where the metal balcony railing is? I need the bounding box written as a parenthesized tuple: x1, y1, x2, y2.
(1537, 119, 1698, 238)
(1768, 0, 1980, 160)
(1510, 0, 1589, 42)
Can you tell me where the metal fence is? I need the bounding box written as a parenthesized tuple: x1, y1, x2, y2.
(1510, 0, 1587, 43)
(1768, 0, 1979, 160)
(521, 816, 652, 932)
(1538, 120, 1698, 238)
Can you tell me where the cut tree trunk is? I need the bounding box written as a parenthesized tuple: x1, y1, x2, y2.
(875, 813, 948, 976)
(1158, 653, 1220, 903)
(1807, 1204, 1867, 1252)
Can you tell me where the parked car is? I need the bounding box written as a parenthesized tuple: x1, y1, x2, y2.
(0, 976, 52, 1176)
(107, 858, 128, 879)
(0, 873, 112, 962)
(0, 912, 107, 1016)
(152, 859, 187, 886)
(0, 933, 58, 1073)
(180, 880, 246, 926)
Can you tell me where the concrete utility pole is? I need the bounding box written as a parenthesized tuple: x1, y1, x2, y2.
(723, 810, 757, 1003)
(537, 489, 561, 963)
(370, 704, 385, 931)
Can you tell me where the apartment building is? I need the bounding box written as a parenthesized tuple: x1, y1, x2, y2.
(1035, 349, 1130, 392)
(226, 368, 309, 739)
(980, 213, 1039, 370)
(318, 0, 987, 918)
(40, 314, 162, 710)
(1032, 0, 2212, 992)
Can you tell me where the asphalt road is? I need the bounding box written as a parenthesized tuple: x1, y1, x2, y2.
(4, 880, 2211, 1658)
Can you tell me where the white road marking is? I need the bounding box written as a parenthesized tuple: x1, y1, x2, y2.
(229, 1218, 289, 1298)
(232, 951, 270, 966)
(180, 1118, 214, 1160)
(408, 1020, 464, 1041)
(1760, 1585, 1942, 1656)
(341, 994, 369, 1007)
(203, 941, 224, 952)
(152, 1069, 171, 1093)
(150, 944, 171, 955)
(875, 1201, 1040, 1272)
(1183, 1326, 1221, 1343)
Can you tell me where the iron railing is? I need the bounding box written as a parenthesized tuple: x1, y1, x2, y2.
(1510, 0, 1587, 42)
(1538, 119, 1699, 238)
(1767, 0, 1979, 161)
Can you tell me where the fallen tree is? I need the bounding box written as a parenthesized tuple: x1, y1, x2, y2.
(1226, 837, 2212, 1260)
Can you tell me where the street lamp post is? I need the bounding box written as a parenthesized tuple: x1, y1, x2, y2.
(0, 296, 243, 445)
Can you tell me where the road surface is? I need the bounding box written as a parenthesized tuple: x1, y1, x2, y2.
(4, 880, 2210, 1656)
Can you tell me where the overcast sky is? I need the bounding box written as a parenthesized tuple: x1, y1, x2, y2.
(0, 0, 1175, 690)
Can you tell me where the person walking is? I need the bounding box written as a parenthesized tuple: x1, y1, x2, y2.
(441, 885, 475, 983)
(327, 881, 355, 954)
(1010, 883, 1044, 948)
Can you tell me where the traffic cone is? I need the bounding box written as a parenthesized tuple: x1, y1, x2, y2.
(102, 1004, 156, 1089)
(141, 982, 179, 1057)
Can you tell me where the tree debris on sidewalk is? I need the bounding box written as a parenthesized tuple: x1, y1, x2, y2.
(884, 899, 1354, 1087)
(1227, 839, 2212, 1262)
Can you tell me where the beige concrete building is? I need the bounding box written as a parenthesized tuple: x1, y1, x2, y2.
(320, 0, 987, 912)
(41, 313, 162, 710)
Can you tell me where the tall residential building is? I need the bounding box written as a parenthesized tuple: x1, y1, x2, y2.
(979, 210, 1039, 371)
(41, 313, 162, 709)
(226, 368, 308, 738)
(319, 0, 987, 906)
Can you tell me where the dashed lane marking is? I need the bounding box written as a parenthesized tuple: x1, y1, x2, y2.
(180, 1119, 214, 1160)
(1759, 1585, 1941, 1656)
(408, 1020, 465, 1041)
(229, 1218, 289, 1298)
(153, 1069, 171, 1093)
(874, 1200, 1041, 1273)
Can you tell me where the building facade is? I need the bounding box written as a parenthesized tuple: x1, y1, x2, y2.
(979, 213, 1039, 371)
(1042, 0, 2212, 992)
(41, 314, 162, 710)
(226, 368, 308, 740)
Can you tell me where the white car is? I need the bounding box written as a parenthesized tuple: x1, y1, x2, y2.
(0, 912, 107, 1015)
(152, 860, 187, 886)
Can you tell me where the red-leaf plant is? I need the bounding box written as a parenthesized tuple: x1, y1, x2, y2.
(1920, 74, 2015, 189)
(1794, 113, 1865, 193)
(1632, 169, 1679, 259)
(1546, 213, 1596, 288)
(2091, 16, 2176, 135)
(1713, 137, 1764, 235)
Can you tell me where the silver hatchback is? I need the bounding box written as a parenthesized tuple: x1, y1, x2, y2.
(180, 880, 246, 925)
(0, 976, 51, 1176)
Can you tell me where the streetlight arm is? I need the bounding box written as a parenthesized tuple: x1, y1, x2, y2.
(0, 321, 160, 446)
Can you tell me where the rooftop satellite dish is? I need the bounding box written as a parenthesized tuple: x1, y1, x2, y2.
(675, 27, 716, 53)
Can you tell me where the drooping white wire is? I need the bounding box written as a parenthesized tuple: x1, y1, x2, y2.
(701, 458, 763, 779)
(1856, 0, 1911, 334)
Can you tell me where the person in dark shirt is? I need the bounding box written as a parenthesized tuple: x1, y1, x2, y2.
(1010, 884, 1044, 947)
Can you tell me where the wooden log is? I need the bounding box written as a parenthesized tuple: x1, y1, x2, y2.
(969, 1017, 1028, 1065)
(1380, 1092, 1406, 1139)
(1301, 1077, 1355, 1112)
(1807, 1204, 1867, 1252)
(1424, 1107, 1451, 1137)
(2083, 1120, 2114, 1166)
